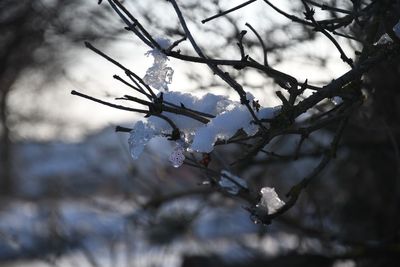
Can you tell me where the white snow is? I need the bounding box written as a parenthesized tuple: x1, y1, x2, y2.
(149, 91, 226, 133)
(257, 187, 285, 215)
(155, 37, 171, 49)
(191, 105, 276, 153)
(245, 91, 255, 102)
(127, 90, 279, 161)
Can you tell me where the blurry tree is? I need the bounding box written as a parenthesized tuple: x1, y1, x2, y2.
(0, 0, 121, 195)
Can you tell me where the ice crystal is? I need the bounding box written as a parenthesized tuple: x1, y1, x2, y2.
(143, 38, 174, 92)
(128, 121, 156, 160)
(218, 170, 248, 195)
(257, 187, 285, 215)
(169, 143, 185, 168)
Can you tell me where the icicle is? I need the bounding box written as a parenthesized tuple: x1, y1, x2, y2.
(128, 121, 155, 160)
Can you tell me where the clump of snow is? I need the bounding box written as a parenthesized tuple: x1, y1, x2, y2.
(155, 37, 171, 49)
(128, 121, 156, 160)
(127, 92, 225, 161)
(219, 170, 248, 195)
(393, 20, 400, 38)
(143, 38, 173, 92)
(169, 143, 185, 168)
(149, 91, 226, 134)
(245, 91, 255, 102)
(257, 187, 285, 215)
(127, 90, 280, 162)
(191, 105, 277, 153)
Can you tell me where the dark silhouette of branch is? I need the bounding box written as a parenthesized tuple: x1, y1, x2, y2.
(201, 0, 258, 24)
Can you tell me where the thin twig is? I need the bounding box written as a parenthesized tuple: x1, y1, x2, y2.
(113, 74, 149, 97)
(71, 90, 148, 114)
(84, 41, 157, 99)
(245, 22, 268, 66)
(304, 0, 353, 14)
(115, 126, 132, 132)
(301, 0, 354, 67)
(162, 101, 215, 118)
(263, 0, 312, 26)
(202, 0, 258, 24)
(108, 0, 154, 48)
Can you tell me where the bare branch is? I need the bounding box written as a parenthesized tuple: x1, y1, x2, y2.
(202, 0, 258, 24)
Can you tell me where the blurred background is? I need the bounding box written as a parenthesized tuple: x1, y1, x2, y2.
(0, 0, 399, 266)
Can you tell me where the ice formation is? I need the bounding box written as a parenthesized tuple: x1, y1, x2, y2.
(219, 170, 248, 195)
(257, 187, 285, 215)
(169, 143, 186, 168)
(143, 38, 174, 92)
(128, 121, 156, 160)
